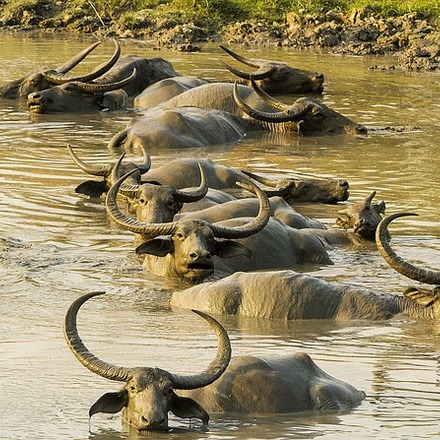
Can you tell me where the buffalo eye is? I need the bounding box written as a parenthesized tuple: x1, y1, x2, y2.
(175, 232, 184, 240)
(311, 110, 324, 120)
(139, 197, 145, 204)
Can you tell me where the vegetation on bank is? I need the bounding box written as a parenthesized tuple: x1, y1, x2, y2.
(0, 0, 439, 30)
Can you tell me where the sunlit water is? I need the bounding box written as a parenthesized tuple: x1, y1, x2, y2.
(0, 33, 439, 440)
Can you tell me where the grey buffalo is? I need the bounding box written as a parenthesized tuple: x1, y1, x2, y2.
(64, 291, 365, 432)
(336, 190, 386, 238)
(219, 45, 325, 94)
(133, 45, 324, 108)
(242, 169, 349, 204)
(172, 213, 440, 321)
(108, 81, 367, 151)
(175, 196, 327, 230)
(0, 40, 114, 98)
(27, 41, 178, 113)
(70, 149, 350, 204)
(107, 171, 332, 284)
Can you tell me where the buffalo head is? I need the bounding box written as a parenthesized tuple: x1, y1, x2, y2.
(109, 157, 209, 223)
(64, 291, 231, 431)
(220, 45, 324, 94)
(106, 170, 270, 283)
(0, 39, 120, 99)
(234, 78, 368, 136)
(337, 191, 386, 238)
(27, 68, 136, 113)
(241, 170, 350, 204)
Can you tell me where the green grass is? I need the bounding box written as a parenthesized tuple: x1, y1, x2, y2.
(92, 0, 440, 23)
(1, 0, 439, 27)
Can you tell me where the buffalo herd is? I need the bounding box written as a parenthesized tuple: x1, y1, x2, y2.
(3, 38, 438, 433)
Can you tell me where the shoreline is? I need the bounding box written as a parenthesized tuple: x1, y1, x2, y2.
(1, 5, 440, 71)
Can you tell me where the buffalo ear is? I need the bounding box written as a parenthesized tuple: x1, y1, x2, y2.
(215, 240, 251, 259)
(102, 90, 128, 111)
(89, 390, 128, 417)
(135, 238, 173, 257)
(374, 201, 386, 215)
(75, 180, 108, 198)
(171, 395, 209, 425)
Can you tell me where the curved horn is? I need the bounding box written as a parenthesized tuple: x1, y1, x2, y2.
(219, 60, 275, 81)
(55, 41, 101, 74)
(376, 212, 440, 285)
(171, 310, 231, 390)
(64, 291, 133, 382)
(106, 170, 178, 237)
(364, 190, 377, 205)
(45, 39, 121, 84)
(75, 68, 137, 94)
(219, 45, 260, 68)
(110, 153, 142, 197)
(248, 77, 289, 111)
(210, 176, 270, 239)
(136, 145, 153, 175)
(233, 81, 312, 123)
(67, 144, 113, 177)
(241, 170, 278, 187)
(240, 170, 293, 196)
(173, 163, 208, 203)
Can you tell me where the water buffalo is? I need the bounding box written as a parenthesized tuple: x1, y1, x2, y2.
(27, 53, 178, 113)
(64, 291, 365, 432)
(242, 169, 350, 204)
(107, 171, 332, 284)
(133, 45, 324, 108)
(27, 69, 136, 113)
(108, 81, 367, 151)
(108, 157, 223, 225)
(235, 78, 368, 136)
(336, 190, 386, 238)
(134, 76, 210, 108)
(69, 149, 350, 204)
(171, 213, 440, 321)
(175, 196, 327, 230)
(219, 45, 325, 94)
(0, 40, 117, 99)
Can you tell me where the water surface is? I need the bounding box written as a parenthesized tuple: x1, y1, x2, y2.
(0, 33, 439, 440)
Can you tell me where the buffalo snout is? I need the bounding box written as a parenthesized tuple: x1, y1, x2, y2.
(27, 92, 47, 113)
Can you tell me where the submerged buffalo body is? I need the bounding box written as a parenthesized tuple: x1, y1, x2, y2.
(64, 291, 365, 432)
(1, 40, 106, 98)
(27, 55, 178, 113)
(172, 213, 440, 321)
(133, 45, 324, 108)
(107, 173, 332, 284)
(108, 80, 367, 151)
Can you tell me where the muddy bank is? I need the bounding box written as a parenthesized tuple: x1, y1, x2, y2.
(1, 2, 439, 71)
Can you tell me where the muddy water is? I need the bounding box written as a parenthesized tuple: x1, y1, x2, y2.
(0, 33, 439, 440)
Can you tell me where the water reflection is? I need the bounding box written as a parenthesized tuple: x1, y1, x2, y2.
(0, 34, 439, 440)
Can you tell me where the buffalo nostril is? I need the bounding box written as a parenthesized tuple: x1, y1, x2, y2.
(357, 126, 368, 135)
(340, 181, 349, 188)
(316, 73, 324, 80)
(189, 252, 198, 259)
